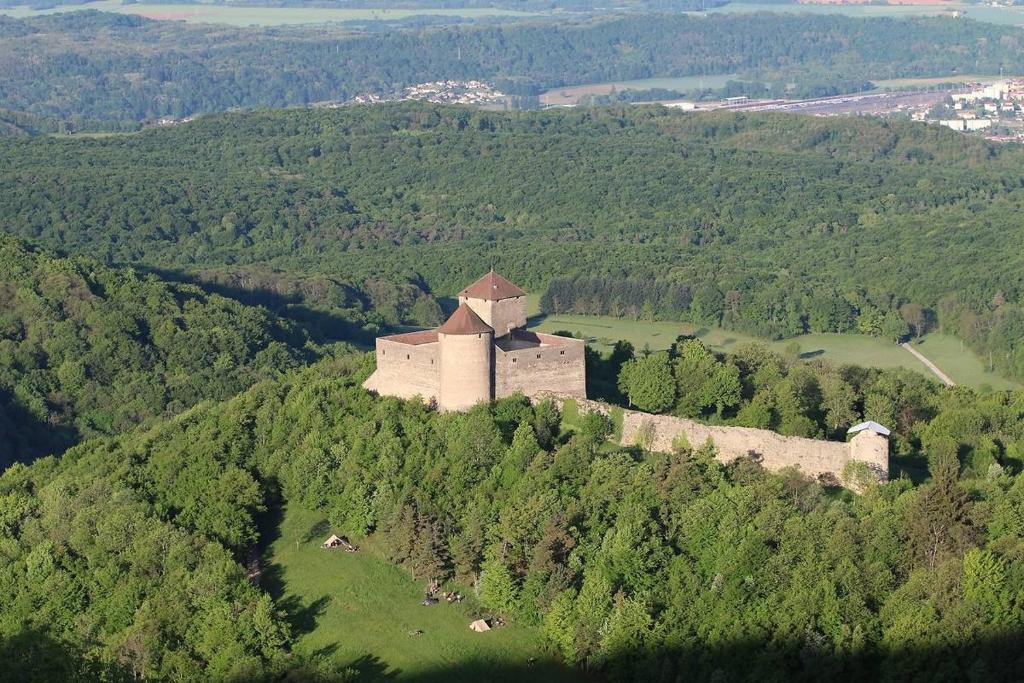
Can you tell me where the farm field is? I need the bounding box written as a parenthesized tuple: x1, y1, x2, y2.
(262, 505, 580, 682)
(528, 311, 1020, 391)
(0, 1, 536, 25)
(540, 74, 736, 106)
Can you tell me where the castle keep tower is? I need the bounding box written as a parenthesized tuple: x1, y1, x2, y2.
(458, 269, 527, 338)
(362, 271, 586, 411)
(438, 303, 494, 411)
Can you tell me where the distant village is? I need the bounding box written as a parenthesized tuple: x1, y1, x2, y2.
(344, 80, 513, 108)
(914, 79, 1024, 143)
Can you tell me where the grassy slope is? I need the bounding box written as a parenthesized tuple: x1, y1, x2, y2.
(263, 505, 580, 682)
(528, 307, 1019, 391)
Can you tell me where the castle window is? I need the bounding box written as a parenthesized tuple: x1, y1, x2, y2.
(512, 358, 517, 363)
(536, 354, 541, 359)
(560, 350, 565, 355)
(382, 350, 385, 356)
(406, 354, 410, 360)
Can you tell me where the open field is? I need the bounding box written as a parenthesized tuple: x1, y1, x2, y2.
(527, 311, 1020, 391)
(0, 1, 536, 25)
(262, 505, 579, 682)
(540, 74, 736, 106)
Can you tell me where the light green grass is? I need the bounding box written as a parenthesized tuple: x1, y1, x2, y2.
(263, 505, 578, 681)
(528, 311, 1019, 391)
(0, 1, 535, 26)
(908, 333, 1019, 390)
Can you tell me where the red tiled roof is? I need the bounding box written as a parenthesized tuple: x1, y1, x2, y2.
(437, 303, 494, 336)
(459, 270, 526, 301)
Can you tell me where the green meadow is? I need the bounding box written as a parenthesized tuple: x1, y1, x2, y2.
(262, 505, 579, 682)
(527, 310, 1019, 391)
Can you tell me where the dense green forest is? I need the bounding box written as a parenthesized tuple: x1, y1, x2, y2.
(0, 238, 322, 465)
(4, 346, 1024, 680)
(2, 103, 1023, 380)
(2, 11, 1023, 122)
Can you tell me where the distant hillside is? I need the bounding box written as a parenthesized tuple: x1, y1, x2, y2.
(1, 103, 1022, 378)
(2, 11, 1024, 122)
(0, 237, 319, 464)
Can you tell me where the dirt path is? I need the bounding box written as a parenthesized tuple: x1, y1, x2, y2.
(901, 342, 955, 386)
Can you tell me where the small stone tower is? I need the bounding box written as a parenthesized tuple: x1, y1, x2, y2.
(458, 269, 527, 338)
(847, 421, 891, 483)
(438, 303, 494, 411)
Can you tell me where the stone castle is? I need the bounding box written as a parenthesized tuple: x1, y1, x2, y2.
(363, 270, 889, 489)
(362, 270, 587, 411)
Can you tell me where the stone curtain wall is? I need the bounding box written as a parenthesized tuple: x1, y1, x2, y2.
(535, 393, 888, 489)
(496, 341, 587, 399)
(364, 338, 439, 402)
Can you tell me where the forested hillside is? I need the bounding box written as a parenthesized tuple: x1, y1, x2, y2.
(2, 104, 1023, 379)
(1, 11, 1023, 123)
(0, 238, 320, 465)
(4, 352, 1024, 680)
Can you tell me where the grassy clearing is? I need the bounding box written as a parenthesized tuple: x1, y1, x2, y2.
(262, 505, 579, 682)
(909, 333, 1019, 390)
(528, 311, 1019, 391)
(0, 1, 535, 26)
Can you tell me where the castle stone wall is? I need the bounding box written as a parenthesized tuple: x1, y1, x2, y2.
(496, 338, 586, 399)
(364, 338, 439, 402)
(534, 394, 888, 490)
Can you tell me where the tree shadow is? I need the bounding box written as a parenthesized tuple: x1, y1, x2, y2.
(143, 266, 377, 346)
(303, 518, 333, 543)
(0, 627, 134, 683)
(342, 633, 1024, 683)
(799, 349, 826, 359)
(0, 390, 80, 467)
(7, 624, 1024, 682)
(257, 504, 330, 638)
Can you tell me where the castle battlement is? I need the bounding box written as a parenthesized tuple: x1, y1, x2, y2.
(362, 271, 586, 411)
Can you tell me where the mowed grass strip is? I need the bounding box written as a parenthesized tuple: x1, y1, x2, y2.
(263, 505, 580, 682)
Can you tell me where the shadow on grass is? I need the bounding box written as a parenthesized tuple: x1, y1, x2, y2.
(258, 504, 331, 639)
(8, 600, 1024, 683)
(286, 631, 1024, 682)
(799, 349, 826, 359)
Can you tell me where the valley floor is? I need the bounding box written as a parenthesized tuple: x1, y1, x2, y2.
(262, 505, 582, 682)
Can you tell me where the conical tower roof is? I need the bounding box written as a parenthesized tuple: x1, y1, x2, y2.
(437, 303, 494, 336)
(459, 270, 526, 301)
